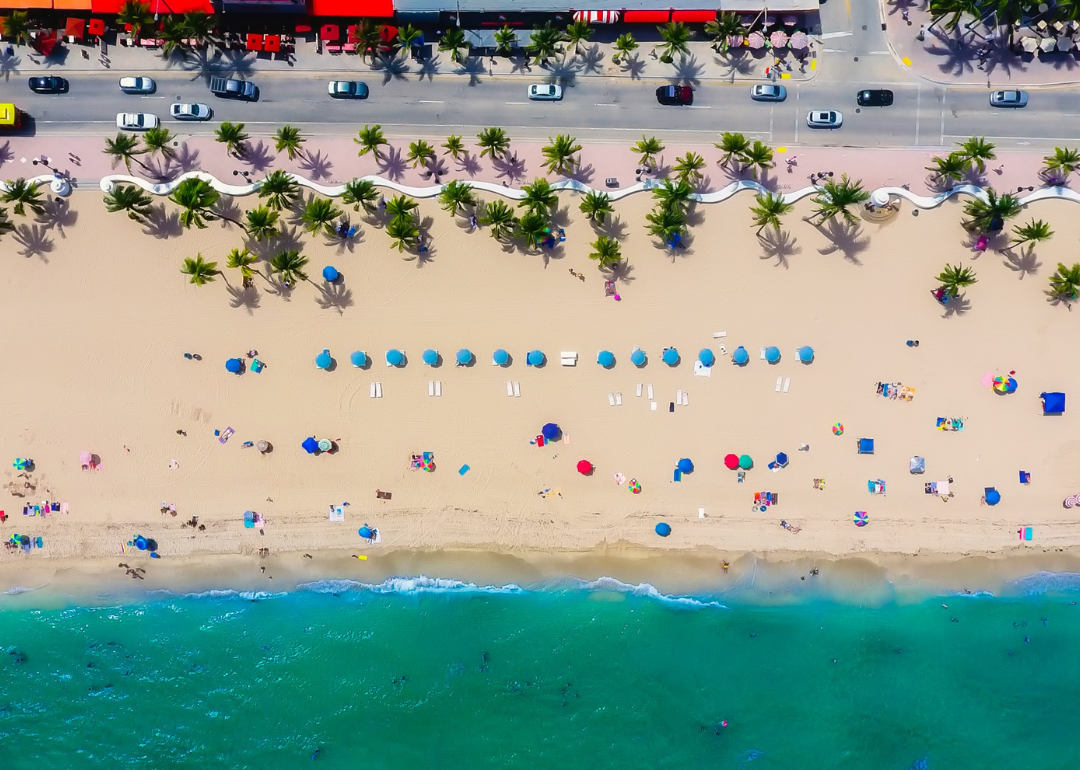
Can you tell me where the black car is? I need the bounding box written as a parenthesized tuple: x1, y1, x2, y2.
(656, 85, 693, 106)
(856, 89, 893, 107)
(28, 76, 68, 94)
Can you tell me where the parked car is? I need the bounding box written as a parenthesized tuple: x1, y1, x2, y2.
(28, 76, 68, 94)
(528, 83, 563, 101)
(806, 110, 843, 128)
(750, 84, 786, 102)
(119, 76, 156, 94)
(856, 89, 893, 107)
(208, 76, 258, 101)
(170, 102, 212, 121)
(656, 85, 693, 105)
(328, 81, 369, 98)
(989, 90, 1028, 108)
(116, 112, 159, 131)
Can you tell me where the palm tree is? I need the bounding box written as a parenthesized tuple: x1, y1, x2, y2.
(180, 254, 218, 286)
(396, 23, 423, 53)
(103, 183, 153, 223)
(342, 179, 380, 213)
(809, 174, 870, 225)
(716, 132, 751, 168)
(1043, 147, 1080, 180)
(961, 188, 1021, 232)
(542, 134, 582, 176)
(181, 11, 216, 48)
(476, 127, 510, 160)
(103, 133, 150, 172)
(959, 136, 996, 173)
(0, 208, 14, 240)
(225, 248, 259, 280)
(519, 178, 558, 217)
(652, 179, 695, 215)
(215, 122, 248, 158)
(274, 125, 305, 160)
(354, 124, 388, 159)
(1, 178, 45, 216)
(385, 194, 419, 225)
(528, 22, 564, 65)
(613, 33, 638, 64)
(258, 170, 299, 211)
(1011, 218, 1053, 247)
(657, 21, 693, 63)
(935, 263, 977, 296)
(480, 200, 516, 240)
(0, 10, 31, 46)
(589, 235, 622, 269)
(931, 0, 971, 32)
(159, 16, 189, 59)
(742, 141, 775, 177)
(407, 140, 436, 169)
(632, 136, 664, 169)
(439, 27, 471, 63)
(170, 178, 220, 230)
(301, 197, 343, 237)
(564, 20, 592, 54)
(116, 0, 153, 41)
(438, 180, 477, 218)
(926, 153, 967, 184)
(442, 135, 466, 160)
(245, 206, 280, 241)
(579, 191, 613, 224)
(270, 250, 309, 285)
(494, 26, 517, 57)
(673, 151, 706, 185)
(750, 192, 794, 234)
(516, 211, 550, 249)
(352, 20, 383, 62)
(386, 218, 421, 252)
(1049, 262, 1080, 300)
(646, 205, 687, 242)
(142, 126, 175, 161)
(705, 13, 746, 52)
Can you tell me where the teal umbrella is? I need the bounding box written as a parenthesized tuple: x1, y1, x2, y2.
(350, 351, 367, 367)
(315, 349, 332, 369)
(527, 350, 544, 366)
(597, 350, 614, 368)
(386, 349, 404, 366)
(798, 345, 814, 363)
(739, 454, 753, 469)
(456, 349, 473, 366)
(630, 348, 646, 367)
(765, 346, 780, 363)
(422, 349, 439, 366)
(493, 349, 509, 366)
(662, 347, 679, 366)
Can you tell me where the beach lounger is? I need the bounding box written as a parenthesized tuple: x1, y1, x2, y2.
(760, 346, 767, 360)
(681, 391, 689, 406)
(636, 383, 643, 397)
(218, 427, 234, 445)
(513, 382, 521, 397)
(428, 381, 435, 397)
(608, 392, 616, 406)
(676, 390, 683, 404)
(376, 490, 392, 500)
(699, 507, 706, 518)
(561, 352, 578, 366)
(775, 377, 783, 392)
(783, 377, 791, 393)
(651, 402, 657, 411)
(435, 381, 442, 397)
(507, 381, 514, 397)
(615, 392, 622, 406)
(1020, 471, 1031, 484)
(713, 331, 727, 339)
(718, 344, 727, 355)
(647, 385, 654, 400)
(375, 383, 383, 398)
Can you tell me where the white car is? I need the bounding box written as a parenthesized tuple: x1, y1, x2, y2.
(170, 102, 212, 121)
(528, 83, 563, 101)
(989, 90, 1028, 108)
(118, 76, 156, 94)
(116, 112, 159, 131)
(750, 84, 787, 102)
(806, 110, 843, 129)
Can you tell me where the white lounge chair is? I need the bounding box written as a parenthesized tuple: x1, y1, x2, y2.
(615, 392, 622, 406)
(428, 381, 435, 397)
(506, 381, 514, 397)
(561, 351, 578, 366)
(513, 382, 521, 397)
(775, 377, 783, 392)
(783, 377, 790, 393)
(608, 392, 616, 406)
(435, 381, 442, 397)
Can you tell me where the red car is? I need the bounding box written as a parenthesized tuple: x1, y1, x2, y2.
(656, 85, 693, 105)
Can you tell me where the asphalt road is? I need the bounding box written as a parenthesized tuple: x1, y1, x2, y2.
(19, 68, 1080, 151)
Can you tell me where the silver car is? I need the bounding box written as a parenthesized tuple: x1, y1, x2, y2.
(750, 84, 787, 102)
(119, 76, 156, 94)
(328, 81, 369, 99)
(528, 83, 563, 101)
(806, 110, 843, 129)
(990, 90, 1028, 108)
(170, 102, 212, 121)
(116, 112, 159, 130)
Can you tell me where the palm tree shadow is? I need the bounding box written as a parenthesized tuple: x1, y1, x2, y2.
(817, 219, 870, 264)
(416, 54, 441, 81)
(315, 282, 354, 313)
(242, 141, 275, 174)
(492, 154, 527, 182)
(1045, 290, 1075, 309)
(509, 54, 533, 74)
(715, 51, 755, 81)
(377, 146, 408, 181)
(251, 224, 305, 260)
(456, 152, 482, 176)
(570, 162, 595, 185)
(35, 197, 78, 237)
(424, 157, 449, 182)
(1002, 246, 1041, 279)
(14, 223, 54, 260)
(143, 204, 184, 239)
(548, 205, 572, 229)
(608, 260, 635, 284)
(620, 53, 646, 80)
(180, 48, 255, 86)
(759, 228, 800, 268)
(455, 56, 486, 86)
(598, 215, 628, 239)
(544, 56, 581, 86)
(0, 140, 12, 170)
(262, 274, 295, 302)
(579, 43, 605, 74)
(325, 229, 363, 255)
(670, 54, 703, 87)
(941, 293, 972, 318)
(227, 284, 261, 313)
(371, 53, 411, 84)
(0, 53, 21, 81)
(298, 149, 333, 181)
(213, 197, 245, 230)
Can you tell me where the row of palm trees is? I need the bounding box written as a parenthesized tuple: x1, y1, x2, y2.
(927, 138, 1080, 186)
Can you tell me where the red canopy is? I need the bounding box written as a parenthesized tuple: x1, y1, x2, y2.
(576, 460, 594, 476)
(320, 24, 339, 42)
(88, 18, 106, 36)
(724, 454, 740, 470)
(264, 35, 281, 53)
(65, 18, 86, 40)
(672, 10, 716, 22)
(379, 24, 397, 44)
(34, 30, 60, 57)
(246, 33, 263, 51)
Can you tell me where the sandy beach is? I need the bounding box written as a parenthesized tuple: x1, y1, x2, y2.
(3, 169, 1080, 592)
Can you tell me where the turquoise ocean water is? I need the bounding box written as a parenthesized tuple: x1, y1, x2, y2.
(3, 573, 1080, 769)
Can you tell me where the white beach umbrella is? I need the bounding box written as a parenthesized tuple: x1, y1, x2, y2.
(1058, 35, 1074, 51)
(1040, 36, 1057, 52)
(1021, 36, 1040, 53)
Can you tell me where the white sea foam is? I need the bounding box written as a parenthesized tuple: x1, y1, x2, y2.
(1008, 571, 1080, 595)
(1, 585, 41, 595)
(559, 576, 727, 609)
(297, 576, 525, 596)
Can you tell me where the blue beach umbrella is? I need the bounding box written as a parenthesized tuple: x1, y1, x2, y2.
(225, 357, 243, 374)
(985, 488, 1001, 506)
(302, 437, 319, 454)
(422, 349, 439, 366)
(798, 345, 815, 363)
(542, 423, 561, 441)
(630, 348, 646, 367)
(358, 525, 374, 539)
(677, 458, 694, 474)
(322, 265, 339, 282)
(135, 535, 148, 550)
(776, 452, 789, 467)
(456, 348, 473, 366)
(655, 522, 671, 537)
(315, 349, 332, 369)
(732, 346, 749, 366)
(386, 349, 404, 366)
(662, 347, 679, 366)
(527, 350, 544, 367)
(597, 350, 615, 368)
(698, 348, 715, 367)
(350, 351, 367, 367)
(493, 349, 509, 366)
(765, 346, 781, 363)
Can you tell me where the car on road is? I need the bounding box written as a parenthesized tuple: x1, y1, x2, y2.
(328, 81, 370, 99)
(656, 85, 693, 105)
(28, 76, 68, 94)
(990, 89, 1028, 108)
(208, 76, 258, 101)
(170, 102, 212, 121)
(750, 84, 786, 102)
(116, 112, 159, 131)
(527, 83, 563, 101)
(856, 89, 893, 107)
(806, 110, 843, 128)
(119, 76, 156, 94)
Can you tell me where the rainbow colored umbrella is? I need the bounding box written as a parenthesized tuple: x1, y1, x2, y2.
(854, 511, 868, 527)
(628, 479, 641, 494)
(833, 423, 844, 436)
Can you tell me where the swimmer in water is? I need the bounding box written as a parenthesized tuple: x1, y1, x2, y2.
(311, 747, 320, 760)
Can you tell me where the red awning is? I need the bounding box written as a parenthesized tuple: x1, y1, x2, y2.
(148, 0, 214, 12)
(264, 35, 281, 52)
(90, 0, 124, 14)
(623, 10, 671, 23)
(379, 24, 397, 43)
(246, 33, 263, 50)
(671, 10, 716, 22)
(88, 18, 107, 35)
(65, 17, 86, 39)
(310, 0, 391, 17)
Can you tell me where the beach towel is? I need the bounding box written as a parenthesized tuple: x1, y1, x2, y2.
(218, 427, 234, 444)
(329, 506, 345, 522)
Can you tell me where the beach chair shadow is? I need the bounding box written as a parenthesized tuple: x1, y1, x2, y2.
(13, 223, 54, 260)
(315, 282, 354, 313)
(758, 228, 800, 268)
(298, 149, 333, 181)
(817, 219, 870, 265)
(227, 284, 261, 313)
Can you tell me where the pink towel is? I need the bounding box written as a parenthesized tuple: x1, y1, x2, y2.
(981, 371, 995, 388)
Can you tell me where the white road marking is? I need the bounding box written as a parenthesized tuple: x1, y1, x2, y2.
(820, 31, 854, 39)
(687, 105, 711, 109)
(417, 100, 444, 104)
(914, 85, 921, 145)
(504, 101, 527, 105)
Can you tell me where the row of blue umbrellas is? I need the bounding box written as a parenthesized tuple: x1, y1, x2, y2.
(732, 345, 815, 366)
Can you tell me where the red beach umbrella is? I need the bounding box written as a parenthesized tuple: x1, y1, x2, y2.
(724, 453, 740, 470)
(576, 460, 594, 476)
